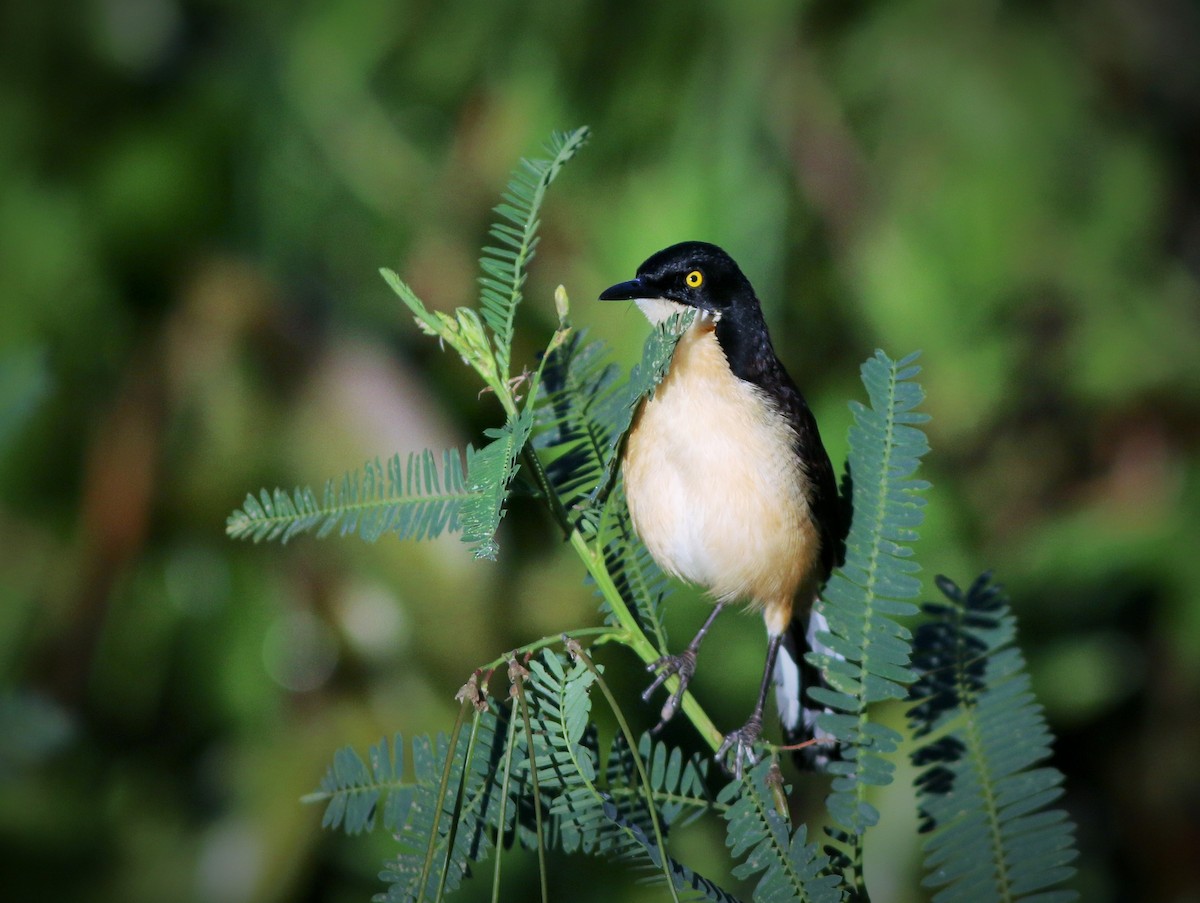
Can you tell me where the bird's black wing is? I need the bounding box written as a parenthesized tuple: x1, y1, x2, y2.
(740, 336, 848, 769)
(771, 378, 843, 576)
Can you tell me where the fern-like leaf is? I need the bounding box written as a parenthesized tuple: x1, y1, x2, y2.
(522, 651, 734, 901)
(596, 733, 740, 900)
(597, 500, 673, 647)
(533, 329, 623, 522)
(587, 309, 695, 509)
(304, 710, 512, 903)
(599, 800, 743, 903)
(304, 734, 416, 835)
(379, 715, 510, 903)
(480, 126, 590, 380)
(226, 449, 471, 544)
(523, 651, 619, 854)
(604, 733, 714, 834)
(806, 350, 930, 845)
(720, 760, 844, 903)
(460, 402, 537, 559)
(534, 307, 692, 527)
(908, 573, 1080, 903)
(226, 380, 533, 557)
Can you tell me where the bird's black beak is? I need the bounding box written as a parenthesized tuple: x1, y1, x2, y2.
(598, 278, 645, 301)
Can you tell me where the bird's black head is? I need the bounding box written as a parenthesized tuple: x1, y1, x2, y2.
(599, 241, 756, 322)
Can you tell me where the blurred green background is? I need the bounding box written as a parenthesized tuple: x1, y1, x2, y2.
(2, 0, 1198, 900)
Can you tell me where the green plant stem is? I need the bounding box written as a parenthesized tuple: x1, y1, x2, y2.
(567, 641, 681, 903)
(490, 690, 521, 903)
(476, 627, 614, 674)
(513, 672, 549, 903)
(568, 530, 724, 752)
(417, 699, 470, 903)
(521, 445, 573, 538)
(435, 704, 487, 903)
(517, 325, 575, 537)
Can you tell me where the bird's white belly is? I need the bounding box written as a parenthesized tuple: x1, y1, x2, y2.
(622, 323, 819, 620)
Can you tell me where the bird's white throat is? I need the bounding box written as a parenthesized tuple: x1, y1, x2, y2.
(634, 297, 717, 326)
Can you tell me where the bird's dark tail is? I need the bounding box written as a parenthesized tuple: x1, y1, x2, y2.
(773, 602, 839, 770)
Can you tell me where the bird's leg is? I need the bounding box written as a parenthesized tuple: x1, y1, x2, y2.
(643, 600, 727, 730)
(718, 632, 783, 779)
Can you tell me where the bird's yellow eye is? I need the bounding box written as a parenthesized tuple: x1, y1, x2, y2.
(685, 270, 703, 288)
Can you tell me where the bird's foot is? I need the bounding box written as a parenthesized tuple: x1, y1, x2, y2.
(642, 648, 697, 731)
(717, 713, 764, 780)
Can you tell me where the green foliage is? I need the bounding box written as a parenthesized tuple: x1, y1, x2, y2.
(225, 449, 470, 544)
(519, 651, 728, 899)
(378, 128, 589, 403)
(908, 574, 1079, 903)
(230, 131, 1079, 903)
(381, 268, 503, 394)
(802, 351, 929, 887)
(10, 5, 1194, 901)
(304, 714, 509, 901)
(605, 733, 713, 834)
(226, 132, 590, 560)
(379, 718, 509, 902)
(479, 128, 590, 381)
(223, 352, 537, 560)
(307, 651, 739, 902)
(533, 310, 694, 533)
(720, 761, 843, 903)
(532, 329, 623, 525)
(459, 405, 537, 559)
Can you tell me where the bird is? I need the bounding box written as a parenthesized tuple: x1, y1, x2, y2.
(598, 241, 843, 775)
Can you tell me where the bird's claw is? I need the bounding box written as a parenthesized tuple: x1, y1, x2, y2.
(717, 714, 763, 780)
(642, 648, 697, 731)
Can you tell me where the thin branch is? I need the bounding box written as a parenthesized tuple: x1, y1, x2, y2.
(566, 640, 681, 903)
(568, 531, 724, 752)
(513, 660, 549, 903)
(417, 700, 470, 903)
